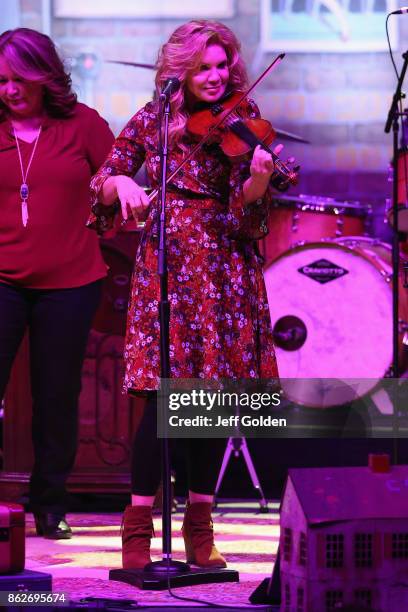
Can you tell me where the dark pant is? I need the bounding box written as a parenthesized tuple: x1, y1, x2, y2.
(131, 393, 226, 496)
(0, 280, 102, 513)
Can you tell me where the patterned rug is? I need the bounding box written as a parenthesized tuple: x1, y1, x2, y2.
(25, 501, 279, 608)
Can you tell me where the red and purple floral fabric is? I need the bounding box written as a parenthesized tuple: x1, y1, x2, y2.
(89, 99, 278, 391)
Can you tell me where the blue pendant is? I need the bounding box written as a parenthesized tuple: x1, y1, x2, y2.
(20, 183, 29, 200)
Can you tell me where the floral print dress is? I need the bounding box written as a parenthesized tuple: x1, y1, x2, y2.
(89, 98, 278, 391)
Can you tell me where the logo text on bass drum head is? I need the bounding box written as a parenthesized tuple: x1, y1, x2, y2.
(298, 258, 349, 284)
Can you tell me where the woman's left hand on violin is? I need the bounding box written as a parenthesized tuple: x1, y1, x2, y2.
(243, 143, 286, 204)
(249, 143, 284, 183)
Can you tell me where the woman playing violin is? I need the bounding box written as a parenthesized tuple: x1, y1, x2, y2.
(89, 20, 280, 570)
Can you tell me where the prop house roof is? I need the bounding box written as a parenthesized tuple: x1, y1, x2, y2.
(283, 465, 408, 525)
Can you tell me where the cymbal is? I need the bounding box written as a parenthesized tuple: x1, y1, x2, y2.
(274, 128, 310, 144)
(106, 60, 155, 70)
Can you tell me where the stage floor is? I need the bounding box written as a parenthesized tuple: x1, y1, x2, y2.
(24, 500, 279, 608)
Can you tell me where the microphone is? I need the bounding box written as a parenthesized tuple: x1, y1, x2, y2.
(389, 6, 408, 13)
(160, 77, 180, 99)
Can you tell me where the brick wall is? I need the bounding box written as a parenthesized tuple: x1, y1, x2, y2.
(18, 0, 408, 237)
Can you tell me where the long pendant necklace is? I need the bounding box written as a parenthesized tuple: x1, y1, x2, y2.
(13, 125, 42, 227)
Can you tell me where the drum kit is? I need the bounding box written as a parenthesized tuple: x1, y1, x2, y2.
(263, 179, 408, 408)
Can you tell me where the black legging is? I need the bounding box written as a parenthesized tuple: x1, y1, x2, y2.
(131, 392, 227, 496)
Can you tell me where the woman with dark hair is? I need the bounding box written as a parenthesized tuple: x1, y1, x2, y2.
(0, 28, 114, 538)
(90, 20, 280, 569)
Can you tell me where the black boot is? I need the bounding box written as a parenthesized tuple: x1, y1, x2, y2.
(34, 512, 72, 539)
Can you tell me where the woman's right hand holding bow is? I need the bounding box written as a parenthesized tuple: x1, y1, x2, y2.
(101, 175, 150, 221)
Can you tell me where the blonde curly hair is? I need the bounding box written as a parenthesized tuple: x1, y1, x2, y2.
(155, 20, 248, 149)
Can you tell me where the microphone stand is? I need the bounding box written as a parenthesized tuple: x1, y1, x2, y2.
(141, 93, 188, 580)
(110, 92, 238, 589)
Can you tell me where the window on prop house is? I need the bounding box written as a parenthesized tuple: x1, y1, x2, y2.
(296, 586, 305, 612)
(392, 533, 408, 559)
(284, 583, 291, 612)
(325, 590, 343, 612)
(354, 589, 372, 609)
(298, 531, 307, 566)
(354, 533, 373, 568)
(325, 534, 344, 568)
(283, 527, 292, 562)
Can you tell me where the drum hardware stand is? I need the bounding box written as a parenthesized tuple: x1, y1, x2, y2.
(335, 215, 344, 236)
(214, 437, 269, 513)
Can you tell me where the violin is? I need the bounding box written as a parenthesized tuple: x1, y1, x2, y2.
(187, 92, 299, 191)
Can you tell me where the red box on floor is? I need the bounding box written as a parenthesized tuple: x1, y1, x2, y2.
(0, 503, 25, 574)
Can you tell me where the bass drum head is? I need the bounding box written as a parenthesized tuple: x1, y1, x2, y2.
(264, 242, 393, 408)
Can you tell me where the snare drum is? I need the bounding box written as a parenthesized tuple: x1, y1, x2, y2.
(262, 194, 371, 265)
(264, 239, 408, 408)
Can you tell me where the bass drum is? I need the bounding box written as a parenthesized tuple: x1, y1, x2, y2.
(264, 239, 408, 408)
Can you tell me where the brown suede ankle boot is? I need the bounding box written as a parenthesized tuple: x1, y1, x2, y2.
(182, 501, 227, 568)
(121, 505, 154, 569)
